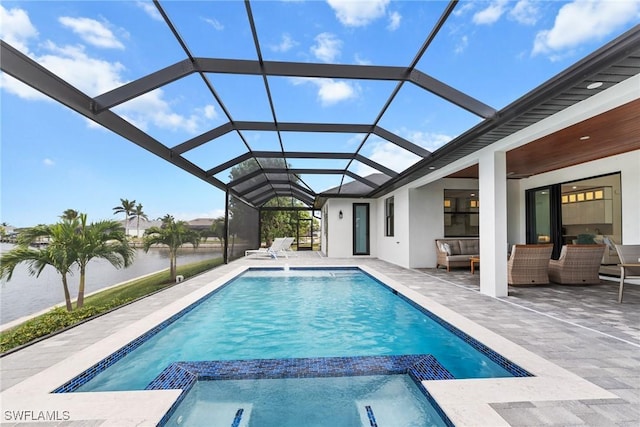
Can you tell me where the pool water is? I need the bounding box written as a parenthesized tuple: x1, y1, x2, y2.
(165, 375, 447, 427)
(74, 268, 516, 392)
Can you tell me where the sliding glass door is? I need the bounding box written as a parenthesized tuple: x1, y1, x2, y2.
(525, 173, 621, 261)
(353, 203, 370, 255)
(526, 185, 562, 258)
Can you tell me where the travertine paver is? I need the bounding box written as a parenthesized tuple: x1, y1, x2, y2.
(0, 253, 638, 426)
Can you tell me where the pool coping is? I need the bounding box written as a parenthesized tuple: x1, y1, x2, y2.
(0, 264, 618, 426)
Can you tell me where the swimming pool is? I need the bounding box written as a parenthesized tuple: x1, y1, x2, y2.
(56, 267, 528, 394)
(52, 267, 531, 425)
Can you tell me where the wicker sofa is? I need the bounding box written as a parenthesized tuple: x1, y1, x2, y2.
(548, 244, 606, 285)
(435, 238, 479, 271)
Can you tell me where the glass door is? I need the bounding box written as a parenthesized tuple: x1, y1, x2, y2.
(353, 203, 370, 255)
(526, 185, 561, 258)
(297, 216, 313, 251)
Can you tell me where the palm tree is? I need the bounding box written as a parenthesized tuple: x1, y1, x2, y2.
(112, 198, 136, 236)
(0, 215, 135, 311)
(143, 215, 201, 282)
(60, 209, 79, 220)
(74, 214, 135, 308)
(210, 216, 226, 248)
(0, 219, 81, 311)
(131, 203, 149, 238)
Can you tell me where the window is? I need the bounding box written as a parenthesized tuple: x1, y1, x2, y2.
(385, 197, 394, 236)
(444, 190, 479, 237)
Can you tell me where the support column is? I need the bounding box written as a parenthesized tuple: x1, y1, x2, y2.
(224, 189, 230, 264)
(479, 150, 508, 297)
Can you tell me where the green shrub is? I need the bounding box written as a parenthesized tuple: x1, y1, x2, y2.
(0, 257, 224, 353)
(0, 306, 104, 352)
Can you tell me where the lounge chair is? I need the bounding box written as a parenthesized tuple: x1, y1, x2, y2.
(244, 237, 286, 258)
(271, 237, 295, 259)
(507, 244, 553, 286)
(548, 244, 605, 285)
(614, 244, 640, 303)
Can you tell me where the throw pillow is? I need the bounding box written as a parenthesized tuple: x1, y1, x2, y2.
(442, 243, 452, 256)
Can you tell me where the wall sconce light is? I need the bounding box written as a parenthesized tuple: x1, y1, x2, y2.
(339, 210, 343, 219)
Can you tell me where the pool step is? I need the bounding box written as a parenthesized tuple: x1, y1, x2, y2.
(364, 405, 378, 427)
(177, 402, 252, 427)
(226, 405, 250, 427)
(230, 408, 244, 427)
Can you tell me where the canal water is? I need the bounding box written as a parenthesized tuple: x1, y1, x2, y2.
(0, 243, 222, 325)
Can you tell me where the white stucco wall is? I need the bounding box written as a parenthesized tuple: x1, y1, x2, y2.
(375, 189, 410, 268)
(323, 198, 378, 258)
(405, 178, 480, 268)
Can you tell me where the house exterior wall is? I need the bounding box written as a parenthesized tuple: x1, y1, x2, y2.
(375, 189, 410, 268)
(517, 151, 640, 244)
(407, 178, 480, 268)
(321, 150, 638, 275)
(322, 198, 377, 258)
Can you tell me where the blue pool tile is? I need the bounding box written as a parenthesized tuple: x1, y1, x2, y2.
(230, 408, 244, 427)
(365, 405, 378, 427)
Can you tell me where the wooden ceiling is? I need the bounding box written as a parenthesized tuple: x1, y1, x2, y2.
(447, 98, 640, 179)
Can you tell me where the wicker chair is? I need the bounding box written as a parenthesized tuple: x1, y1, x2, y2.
(548, 244, 606, 285)
(614, 244, 640, 303)
(508, 244, 553, 286)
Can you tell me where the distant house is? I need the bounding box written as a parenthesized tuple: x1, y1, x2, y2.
(121, 219, 162, 238)
(186, 218, 215, 232)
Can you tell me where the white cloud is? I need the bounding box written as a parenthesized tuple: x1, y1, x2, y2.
(327, 0, 390, 27)
(290, 77, 359, 106)
(453, 2, 475, 17)
(356, 140, 421, 176)
(0, 5, 38, 54)
(509, 0, 539, 26)
(311, 32, 342, 63)
(203, 17, 224, 31)
(455, 35, 469, 54)
(354, 53, 372, 65)
(0, 6, 216, 135)
(473, 0, 508, 25)
(115, 90, 217, 134)
(37, 41, 126, 96)
(59, 16, 125, 49)
(136, 1, 163, 21)
(355, 130, 451, 176)
(402, 129, 452, 152)
(202, 105, 218, 120)
(43, 158, 55, 167)
(387, 11, 401, 31)
(533, 0, 640, 57)
(0, 74, 50, 101)
(270, 33, 298, 53)
(316, 79, 357, 106)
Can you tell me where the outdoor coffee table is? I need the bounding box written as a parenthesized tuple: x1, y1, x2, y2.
(470, 256, 480, 274)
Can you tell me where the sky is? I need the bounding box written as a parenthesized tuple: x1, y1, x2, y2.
(1, 0, 639, 227)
